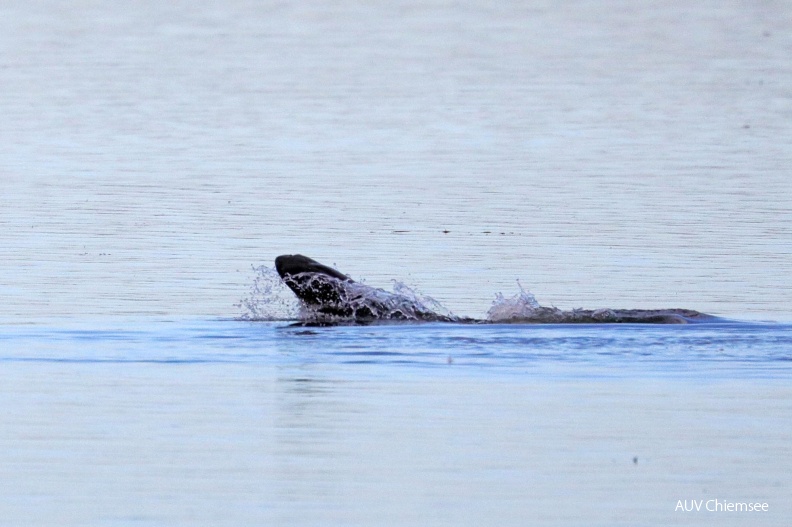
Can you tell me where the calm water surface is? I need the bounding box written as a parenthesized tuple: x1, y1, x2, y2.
(1, 319, 791, 526)
(1, 1, 791, 525)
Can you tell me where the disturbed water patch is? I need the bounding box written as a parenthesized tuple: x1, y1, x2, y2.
(239, 262, 720, 325)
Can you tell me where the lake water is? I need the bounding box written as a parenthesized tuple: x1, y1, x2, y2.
(1, 1, 791, 525)
(2, 319, 791, 526)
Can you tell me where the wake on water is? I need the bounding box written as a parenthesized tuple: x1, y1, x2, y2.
(237, 266, 715, 324)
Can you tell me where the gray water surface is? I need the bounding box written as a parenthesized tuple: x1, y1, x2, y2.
(2, 0, 791, 320)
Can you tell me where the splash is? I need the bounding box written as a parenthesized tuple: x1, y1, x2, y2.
(486, 280, 543, 322)
(236, 265, 300, 321)
(240, 266, 713, 325)
(391, 280, 457, 320)
(284, 275, 460, 324)
(487, 281, 711, 324)
(237, 266, 460, 323)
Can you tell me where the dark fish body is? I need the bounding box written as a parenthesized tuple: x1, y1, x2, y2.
(275, 254, 454, 322)
(274, 254, 715, 325)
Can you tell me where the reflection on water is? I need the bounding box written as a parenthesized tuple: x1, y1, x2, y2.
(1, 350, 790, 526)
(1, 319, 791, 525)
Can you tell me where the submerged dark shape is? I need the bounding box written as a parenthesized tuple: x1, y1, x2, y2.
(275, 254, 715, 325)
(494, 306, 713, 324)
(275, 254, 458, 323)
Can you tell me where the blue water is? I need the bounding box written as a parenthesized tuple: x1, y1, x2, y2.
(2, 320, 791, 526)
(3, 320, 792, 379)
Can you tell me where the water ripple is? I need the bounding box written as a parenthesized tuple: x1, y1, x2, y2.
(1, 320, 790, 379)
